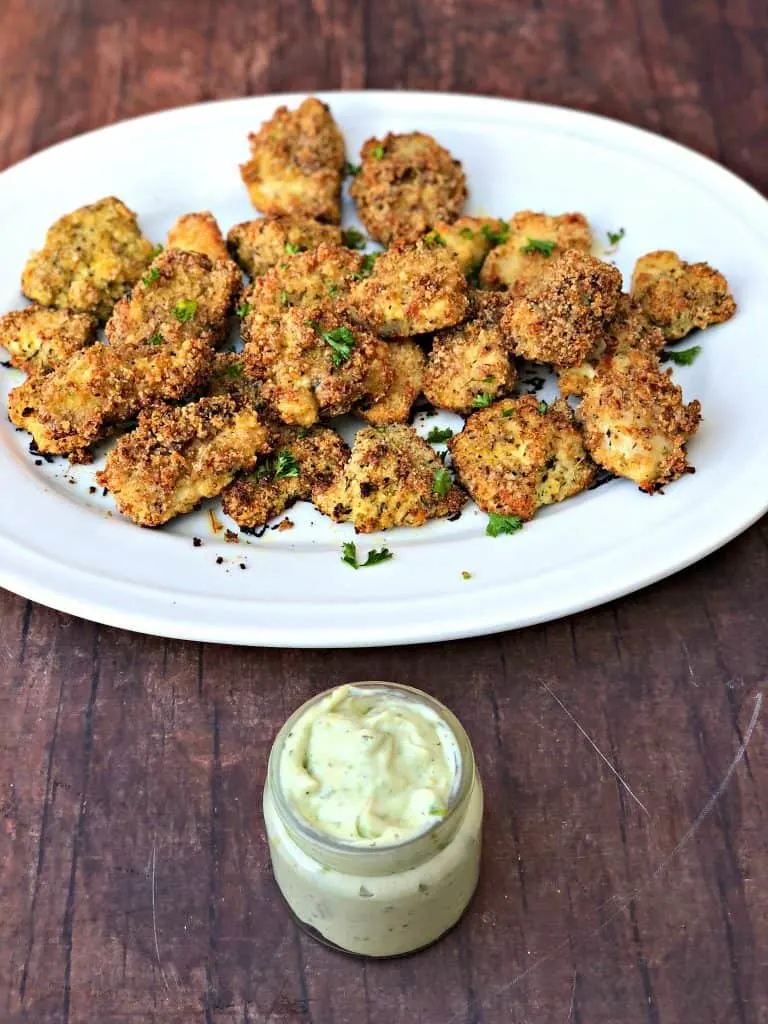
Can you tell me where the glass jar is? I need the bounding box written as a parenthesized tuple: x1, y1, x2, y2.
(263, 681, 483, 958)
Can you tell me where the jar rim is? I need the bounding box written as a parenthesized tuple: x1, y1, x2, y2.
(266, 681, 475, 860)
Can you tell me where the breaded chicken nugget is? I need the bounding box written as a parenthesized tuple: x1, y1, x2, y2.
(428, 217, 508, 278)
(21, 197, 155, 322)
(222, 425, 349, 529)
(167, 211, 231, 264)
(423, 291, 515, 413)
(240, 97, 346, 223)
(630, 250, 736, 340)
(106, 248, 240, 352)
(350, 240, 468, 338)
(244, 306, 382, 427)
(314, 424, 466, 533)
(502, 250, 622, 367)
(227, 216, 342, 279)
(127, 327, 214, 404)
(355, 340, 426, 425)
(97, 396, 271, 526)
(557, 295, 665, 398)
(0, 306, 97, 374)
(8, 345, 138, 461)
(480, 211, 592, 293)
(205, 352, 265, 410)
(350, 132, 467, 244)
(449, 396, 596, 520)
(242, 243, 365, 331)
(578, 349, 701, 493)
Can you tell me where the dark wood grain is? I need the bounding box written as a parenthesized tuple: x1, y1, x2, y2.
(1, 1, 767, 1021)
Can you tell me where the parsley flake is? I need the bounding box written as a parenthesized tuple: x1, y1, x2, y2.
(279, 289, 289, 305)
(666, 345, 702, 366)
(341, 542, 393, 569)
(607, 227, 626, 247)
(273, 449, 300, 479)
(461, 570, 472, 580)
(538, 400, 548, 414)
(236, 300, 252, 318)
(223, 362, 243, 379)
(320, 325, 356, 366)
(173, 299, 197, 322)
(501, 408, 514, 418)
(371, 144, 385, 160)
(486, 513, 524, 538)
(459, 227, 475, 240)
(482, 222, 510, 246)
(432, 468, 452, 496)
(147, 332, 164, 346)
(425, 230, 446, 246)
(344, 161, 361, 177)
(149, 243, 164, 258)
(426, 426, 454, 443)
(520, 238, 556, 256)
(285, 242, 305, 255)
(142, 266, 160, 286)
(352, 252, 379, 280)
(342, 227, 367, 250)
(472, 392, 493, 409)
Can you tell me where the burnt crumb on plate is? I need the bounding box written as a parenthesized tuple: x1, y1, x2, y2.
(34, 459, 42, 466)
(193, 537, 202, 547)
(215, 555, 224, 565)
(588, 467, 617, 491)
(225, 529, 239, 543)
(239, 563, 247, 570)
(277, 518, 295, 531)
(88, 485, 97, 494)
(28, 439, 56, 464)
(102, 487, 108, 497)
(447, 510, 462, 522)
(240, 524, 268, 538)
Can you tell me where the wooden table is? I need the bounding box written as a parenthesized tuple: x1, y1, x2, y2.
(1, 2, 767, 1021)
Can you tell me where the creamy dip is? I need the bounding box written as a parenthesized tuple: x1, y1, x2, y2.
(264, 682, 483, 957)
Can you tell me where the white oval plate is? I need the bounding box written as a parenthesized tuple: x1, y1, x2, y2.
(1, 92, 767, 647)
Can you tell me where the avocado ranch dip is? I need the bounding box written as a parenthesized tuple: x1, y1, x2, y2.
(263, 682, 483, 957)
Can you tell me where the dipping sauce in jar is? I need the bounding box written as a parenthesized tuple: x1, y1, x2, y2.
(263, 682, 483, 957)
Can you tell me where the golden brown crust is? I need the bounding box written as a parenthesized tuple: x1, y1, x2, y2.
(313, 424, 466, 533)
(243, 306, 381, 427)
(7, 345, 138, 461)
(97, 396, 271, 526)
(480, 211, 592, 293)
(428, 217, 506, 277)
(630, 250, 736, 340)
(355, 340, 426, 425)
(502, 250, 622, 367)
(449, 396, 595, 520)
(21, 197, 155, 322)
(349, 240, 469, 338)
(423, 291, 515, 413)
(222, 425, 349, 529)
(204, 352, 265, 410)
(578, 349, 701, 492)
(240, 97, 346, 223)
(349, 132, 467, 244)
(105, 247, 241, 352)
(166, 211, 232, 264)
(226, 216, 342, 279)
(0, 306, 98, 374)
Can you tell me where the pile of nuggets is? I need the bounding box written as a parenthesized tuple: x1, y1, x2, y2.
(1, 97, 736, 534)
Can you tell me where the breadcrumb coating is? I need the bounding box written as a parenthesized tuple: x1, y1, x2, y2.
(350, 132, 467, 244)
(350, 240, 469, 338)
(240, 97, 346, 223)
(428, 217, 507, 277)
(166, 211, 231, 264)
(355, 340, 426, 425)
(314, 424, 466, 533)
(222, 425, 349, 529)
(630, 250, 736, 340)
(0, 306, 97, 374)
(423, 291, 515, 413)
(205, 352, 265, 410)
(97, 396, 271, 526)
(226, 216, 342, 279)
(449, 396, 595, 520)
(502, 250, 622, 367)
(21, 196, 155, 322)
(578, 349, 701, 493)
(480, 211, 592, 293)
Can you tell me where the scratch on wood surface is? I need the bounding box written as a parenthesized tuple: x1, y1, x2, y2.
(540, 680, 650, 816)
(445, 691, 764, 1022)
(566, 973, 576, 1022)
(151, 844, 170, 991)
(680, 640, 698, 687)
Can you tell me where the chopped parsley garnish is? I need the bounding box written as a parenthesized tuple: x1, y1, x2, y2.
(607, 227, 626, 247)
(327, 283, 339, 298)
(342, 227, 367, 250)
(425, 230, 446, 246)
(429, 804, 448, 817)
(148, 332, 164, 346)
(482, 222, 510, 246)
(279, 289, 289, 305)
(666, 345, 702, 366)
(320, 325, 356, 366)
(371, 144, 385, 160)
(501, 408, 514, 418)
(432, 468, 452, 496)
(461, 570, 472, 580)
(223, 362, 243, 379)
(285, 242, 305, 255)
(173, 299, 197, 322)
(426, 426, 454, 443)
(520, 238, 556, 256)
(538, 400, 548, 413)
(459, 227, 475, 240)
(486, 513, 524, 538)
(149, 243, 164, 258)
(142, 266, 160, 286)
(472, 392, 493, 409)
(341, 542, 393, 569)
(236, 300, 252, 318)
(352, 252, 379, 280)
(273, 449, 300, 479)
(344, 161, 361, 177)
